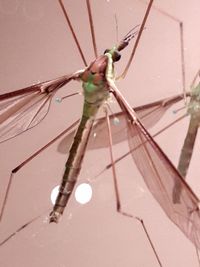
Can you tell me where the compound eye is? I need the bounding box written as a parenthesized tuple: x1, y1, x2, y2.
(104, 49, 110, 54)
(113, 51, 121, 62)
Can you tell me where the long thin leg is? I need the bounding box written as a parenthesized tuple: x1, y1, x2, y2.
(121, 2, 187, 106)
(104, 108, 162, 267)
(180, 21, 186, 102)
(0, 209, 51, 247)
(120, 0, 154, 78)
(196, 248, 200, 266)
(190, 69, 200, 88)
(0, 120, 79, 222)
(151, 6, 186, 103)
(86, 0, 98, 58)
(105, 108, 120, 210)
(58, 0, 87, 66)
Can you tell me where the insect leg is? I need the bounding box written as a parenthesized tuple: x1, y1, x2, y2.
(104, 108, 162, 267)
(0, 120, 80, 222)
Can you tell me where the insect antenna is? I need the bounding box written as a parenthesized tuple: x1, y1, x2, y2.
(116, 24, 140, 52)
(114, 14, 119, 43)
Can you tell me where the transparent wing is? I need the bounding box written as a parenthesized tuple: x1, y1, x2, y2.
(0, 71, 83, 143)
(126, 117, 200, 248)
(57, 94, 185, 153)
(111, 85, 200, 249)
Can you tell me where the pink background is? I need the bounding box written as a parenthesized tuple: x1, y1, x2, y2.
(0, 0, 200, 266)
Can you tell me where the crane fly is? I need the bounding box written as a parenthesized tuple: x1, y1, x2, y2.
(0, 1, 200, 266)
(172, 70, 200, 202)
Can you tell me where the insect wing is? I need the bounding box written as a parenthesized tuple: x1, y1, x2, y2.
(110, 83, 200, 249)
(126, 109, 200, 249)
(89, 94, 185, 149)
(0, 72, 82, 143)
(57, 94, 185, 153)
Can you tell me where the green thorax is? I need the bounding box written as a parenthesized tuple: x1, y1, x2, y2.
(80, 55, 113, 117)
(82, 71, 108, 97)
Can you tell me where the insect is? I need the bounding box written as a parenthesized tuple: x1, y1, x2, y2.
(173, 70, 200, 202)
(0, 1, 200, 266)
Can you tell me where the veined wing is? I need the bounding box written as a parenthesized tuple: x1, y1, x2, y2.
(111, 84, 200, 249)
(57, 94, 185, 153)
(0, 70, 83, 143)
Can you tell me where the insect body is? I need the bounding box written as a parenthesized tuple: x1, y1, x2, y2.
(50, 51, 119, 222)
(173, 76, 200, 202)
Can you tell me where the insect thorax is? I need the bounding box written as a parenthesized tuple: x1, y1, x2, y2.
(81, 56, 111, 106)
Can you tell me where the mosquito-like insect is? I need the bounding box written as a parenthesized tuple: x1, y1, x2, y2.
(0, 1, 200, 266)
(171, 70, 200, 202)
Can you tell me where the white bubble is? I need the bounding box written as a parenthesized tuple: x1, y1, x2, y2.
(113, 117, 120, 125)
(50, 185, 59, 205)
(55, 97, 62, 103)
(75, 183, 92, 204)
(51, 183, 92, 205)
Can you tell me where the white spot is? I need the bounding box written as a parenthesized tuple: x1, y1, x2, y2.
(51, 185, 59, 205)
(75, 183, 92, 204)
(113, 117, 120, 125)
(55, 97, 62, 103)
